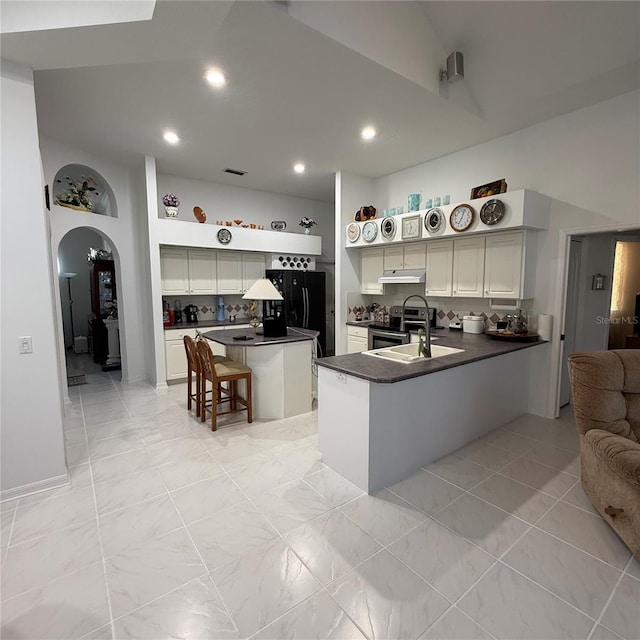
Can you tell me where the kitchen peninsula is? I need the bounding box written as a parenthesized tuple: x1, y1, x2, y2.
(203, 327, 317, 420)
(317, 332, 548, 493)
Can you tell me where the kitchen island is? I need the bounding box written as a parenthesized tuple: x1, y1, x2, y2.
(203, 327, 317, 420)
(317, 332, 548, 493)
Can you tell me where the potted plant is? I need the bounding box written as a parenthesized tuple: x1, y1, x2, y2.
(162, 193, 180, 218)
(299, 216, 317, 235)
(55, 175, 99, 211)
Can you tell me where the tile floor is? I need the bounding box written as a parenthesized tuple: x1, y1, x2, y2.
(1, 373, 639, 640)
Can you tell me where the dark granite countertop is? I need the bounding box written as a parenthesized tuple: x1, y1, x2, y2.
(203, 327, 318, 346)
(318, 332, 548, 383)
(346, 320, 375, 327)
(164, 319, 251, 331)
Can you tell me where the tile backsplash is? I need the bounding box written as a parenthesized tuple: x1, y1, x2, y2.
(162, 295, 253, 322)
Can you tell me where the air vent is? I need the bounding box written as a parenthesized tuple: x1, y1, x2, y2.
(224, 168, 247, 176)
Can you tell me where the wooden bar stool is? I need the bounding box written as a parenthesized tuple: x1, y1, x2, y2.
(196, 339, 253, 431)
(183, 335, 229, 418)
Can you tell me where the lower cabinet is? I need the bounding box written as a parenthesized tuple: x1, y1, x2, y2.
(347, 325, 369, 353)
(164, 327, 227, 381)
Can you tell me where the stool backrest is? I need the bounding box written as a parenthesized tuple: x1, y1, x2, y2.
(196, 339, 219, 383)
(183, 335, 200, 374)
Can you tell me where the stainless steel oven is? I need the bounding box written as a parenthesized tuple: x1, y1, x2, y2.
(367, 305, 435, 349)
(368, 326, 409, 350)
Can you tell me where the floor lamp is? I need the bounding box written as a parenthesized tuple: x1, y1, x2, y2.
(62, 272, 77, 349)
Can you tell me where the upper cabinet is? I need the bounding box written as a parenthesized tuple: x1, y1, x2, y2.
(484, 231, 536, 299)
(216, 251, 243, 294)
(425, 240, 453, 297)
(384, 244, 425, 271)
(452, 237, 486, 298)
(160, 248, 190, 295)
(187, 250, 217, 295)
(241, 253, 266, 294)
(361, 248, 384, 295)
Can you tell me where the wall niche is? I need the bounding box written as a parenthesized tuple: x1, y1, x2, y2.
(53, 164, 117, 217)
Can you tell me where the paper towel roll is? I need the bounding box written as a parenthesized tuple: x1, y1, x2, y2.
(537, 314, 553, 341)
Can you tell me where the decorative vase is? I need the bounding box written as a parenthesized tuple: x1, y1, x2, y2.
(164, 206, 179, 218)
(304, 228, 311, 235)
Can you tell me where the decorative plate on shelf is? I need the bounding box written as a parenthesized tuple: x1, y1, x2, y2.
(362, 220, 378, 243)
(271, 220, 287, 232)
(381, 217, 396, 240)
(480, 199, 506, 226)
(424, 208, 444, 233)
(217, 228, 232, 245)
(347, 222, 361, 243)
(450, 204, 476, 232)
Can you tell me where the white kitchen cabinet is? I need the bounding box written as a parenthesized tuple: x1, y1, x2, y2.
(347, 325, 369, 353)
(361, 248, 384, 294)
(216, 251, 243, 294)
(484, 232, 527, 298)
(164, 326, 227, 381)
(425, 240, 453, 297)
(188, 249, 217, 295)
(383, 244, 425, 271)
(160, 248, 189, 295)
(241, 253, 266, 293)
(453, 237, 485, 298)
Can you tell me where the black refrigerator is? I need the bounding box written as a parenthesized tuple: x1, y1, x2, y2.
(266, 270, 326, 356)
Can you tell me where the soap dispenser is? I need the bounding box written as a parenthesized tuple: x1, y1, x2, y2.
(216, 296, 225, 322)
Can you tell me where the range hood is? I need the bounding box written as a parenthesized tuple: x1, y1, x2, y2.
(378, 269, 426, 284)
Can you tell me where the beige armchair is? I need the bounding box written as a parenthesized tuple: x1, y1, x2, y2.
(568, 350, 640, 558)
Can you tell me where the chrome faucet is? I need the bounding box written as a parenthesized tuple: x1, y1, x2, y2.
(400, 294, 432, 358)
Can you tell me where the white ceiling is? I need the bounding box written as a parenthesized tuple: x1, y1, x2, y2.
(2, 1, 639, 202)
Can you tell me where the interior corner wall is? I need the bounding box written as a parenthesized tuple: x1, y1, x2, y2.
(1, 60, 67, 495)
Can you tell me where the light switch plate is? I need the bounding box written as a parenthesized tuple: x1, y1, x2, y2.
(19, 336, 33, 354)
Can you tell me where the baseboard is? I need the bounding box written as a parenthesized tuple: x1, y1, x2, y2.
(155, 381, 169, 390)
(1, 473, 70, 503)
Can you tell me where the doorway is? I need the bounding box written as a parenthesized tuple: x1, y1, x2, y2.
(57, 227, 121, 382)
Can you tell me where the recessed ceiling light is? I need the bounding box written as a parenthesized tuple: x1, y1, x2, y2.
(163, 130, 180, 145)
(361, 126, 377, 141)
(205, 68, 226, 87)
(293, 163, 306, 174)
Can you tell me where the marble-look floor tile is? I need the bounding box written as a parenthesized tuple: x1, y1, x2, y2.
(1, 508, 16, 550)
(561, 482, 599, 516)
(156, 451, 224, 491)
(0, 563, 110, 640)
(188, 500, 278, 571)
(389, 518, 495, 602)
(224, 453, 297, 497)
(471, 474, 557, 524)
(599, 575, 640, 640)
(88, 431, 145, 460)
(94, 468, 167, 515)
(458, 563, 593, 640)
(16, 467, 90, 507)
(211, 537, 319, 637)
(2, 520, 101, 600)
(252, 590, 366, 640)
(500, 457, 577, 498)
(275, 442, 325, 477)
(251, 479, 332, 534)
(105, 527, 206, 618)
(524, 442, 580, 475)
(113, 575, 238, 639)
(389, 469, 464, 516)
(86, 418, 140, 442)
(589, 625, 624, 640)
(67, 442, 90, 466)
(91, 448, 154, 484)
(65, 427, 87, 447)
(424, 453, 495, 491)
(537, 502, 632, 569)
(87, 408, 131, 426)
(303, 467, 364, 507)
(455, 440, 521, 472)
(170, 475, 245, 524)
(626, 557, 640, 580)
(421, 606, 493, 640)
(99, 495, 182, 558)
(339, 489, 427, 546)
(79, 623, 114, 639)
(502, 527, 621, 615)
(477, 429, 538, 455)
(146, 437, 206, 466)
(329, 550, 449, 640)
(435, 494, 529, 558)
(10, 485, 96, 544)
(285, 510, 381, 586)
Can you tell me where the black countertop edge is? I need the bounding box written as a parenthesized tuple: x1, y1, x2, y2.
(346, 320, 375, 327)
(164, 319, 252, 331)
(202, 327, 318, 347)
(317, 333, 548, 383)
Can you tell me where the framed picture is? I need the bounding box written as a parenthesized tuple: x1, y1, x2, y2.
(402, 215, 421, 240)
(470, 179, 507, 200)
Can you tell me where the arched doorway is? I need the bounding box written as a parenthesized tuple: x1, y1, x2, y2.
(56, 227, 124, 387)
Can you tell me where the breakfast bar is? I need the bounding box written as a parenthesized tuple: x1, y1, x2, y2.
(203, 327, 317, 420)
(317, 332, 548, 493)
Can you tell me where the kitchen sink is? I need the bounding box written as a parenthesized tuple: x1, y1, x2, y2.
(362, 342, 465, 364)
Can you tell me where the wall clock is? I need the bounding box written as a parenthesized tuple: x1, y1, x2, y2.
(450, 204, 476, 232)
(381, 217, 396, 240)
(480, 199, 506, 226)
(402, 215, 421, 240)
(347, 222, 361, 243)
(362, 220, 378, 243)
(217, 228, 232, 245)
(424, 208, 444, 234)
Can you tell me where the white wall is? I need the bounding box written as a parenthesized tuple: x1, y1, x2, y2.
(1, 60, 67, 497)
(40, 137, 150, 385)
(156, 173, 335, 262)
